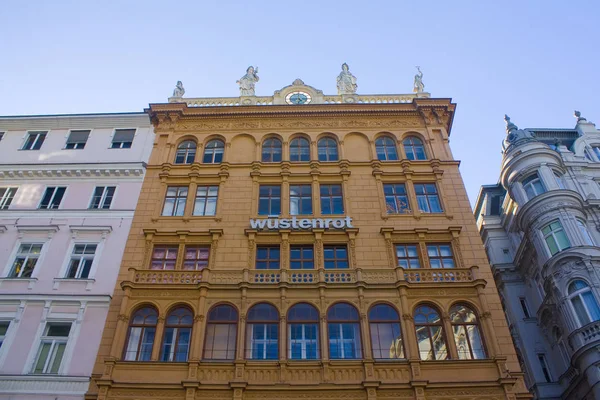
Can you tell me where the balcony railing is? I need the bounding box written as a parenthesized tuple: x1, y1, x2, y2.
(128, 266, 479, 286)
(569, 320, 600, 352)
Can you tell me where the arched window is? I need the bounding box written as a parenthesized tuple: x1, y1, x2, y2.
(403, 136, 426, 160)
(369, 304, 404, 359)
(375, 136, 398, 161)
(290, 137, 310, 162)
(288, 303, 319, 360)
(161, 307, 193, 362)
(318, 138, 338, 162)
(204, 304, 238, 360)
(327, 303, 362, 359)
(262, 138, 282, 162)
(123, 307, 157, 361)
(246, 303, 279, 360)
(203, 139, 225, 163)
(568, 280, 600, 326)
(413, 305, 448, 360)
(449, 304, 486, 360)
(175, 140, 196, 164)
(577, 219, 595, 246)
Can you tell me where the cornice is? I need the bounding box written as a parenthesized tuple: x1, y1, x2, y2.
(0, 162, 146, 180)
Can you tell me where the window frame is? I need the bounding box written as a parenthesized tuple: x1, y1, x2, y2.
(202, 139, 225, 164)
(110, 128, 136, 149)
(383, 183, 410, 214)
(290, 245, 315, 270)
(255, 246, 281, 270)
(537, 353, 553, 383)
(317, 137, 339, 162)
(414, 183, 443, 213)
(0, 187, 18, 210)
(577, 219, 594, 246)
(449, 304, 487, 360)
(150, 246, 179, 270)
(413, 304, 448, 361)
(193, 185, 218, 216)
(323, 245, 349, 269)
(89, 186, 116, 209)
(287, 303, 320, 360)
(261, 137, 283, 163)
(162, 186, 188, 217)
(174, 140, 197, 164)
(395, 244, 421, 269)
(541, 220, 570, 256)
(32, 322, 72, 374)
(245, 303, 279, 360)
(65, 243, 98, 279)
(320, 184, 344, 215)
(568, 280, 600, 327)
(327, 303, 362, 360)
(426, 243, 455, 269)
(375, 136, 399, 161)
(403, 136, 427, 160)
(8, 243, 44, 278)
(39, 186, 67, 209)
(290, 137, 310, 162)
(183, 246, 210, 270)
(258, 185, 281, 216)
(368, 304, 405, 360)
(64, 129, 91, 150)
(290, 184, 313, 216)
(522, 173, 546, 200)
(160, 307, 193, 362)
(203, 304, 238, 361)
(123, 307, 158, 361)
(22, 131, 47, 150)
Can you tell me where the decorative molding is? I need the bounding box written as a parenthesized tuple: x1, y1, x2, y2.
(0, 375, 90, 395)
(0, 163, 146, 180)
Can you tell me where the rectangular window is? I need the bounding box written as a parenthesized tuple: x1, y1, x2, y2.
(0, 187, 17, 210)
(427, 244, 455, 268)
(324, 245, 348, 269)
(290, 185, 312, 215)
(320, 184, 344, 215)
(111, 128, 135, 149)
(542, 220, 570, 256)
(150, 246, 178, 270)
(329, 322, 362, 359)
(161, 326, 191, 362)
(9, 243, 43, 278)
(256, 246, 280, 269)
(89, 186, 116, 209)
(577, 219, 594, 246)
(162, 186, 188, 216)
(183, 246, 209, 270)
(537, 353, 552, 383)
(384, 183, 410, 214)
(39, 187, 66, 209)
(290, 246, 314, 269)
(22, 131, 47, 150)
(33, 323, 71, 374)
(395, 244, 421, 269)
(247, 323, 278, 360)
(258, 185, 281, 216)
(289, 323, 318, 360)
(519, 297, 531, 318)
(0, 321, 9, 348)
(193, 186, 218, 216)
(522, 174, 546, 200)
(0, 132, 4, 141)
(593, 146, 600, 161)
(66, 244, 97, 279)
(414, 183, 442, 213)
(65, 130, 90, 149)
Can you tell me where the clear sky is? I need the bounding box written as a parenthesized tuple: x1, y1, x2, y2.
(1, 0, 598, 205)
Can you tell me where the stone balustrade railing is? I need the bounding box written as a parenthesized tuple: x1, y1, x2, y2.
(128, 266, 479, 286)
(569, 320, 600, 352)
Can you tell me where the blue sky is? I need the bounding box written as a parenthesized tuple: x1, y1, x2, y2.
(1, 0, 598, 205)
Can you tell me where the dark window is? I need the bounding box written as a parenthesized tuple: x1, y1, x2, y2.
(327, 303, 362, 359)
(65, 130, 90, 150)
(204, 304, 238, 360)
(203, 139, 224, 163)
(519, 298, 530, 318)
(375, 136, 398, 161)
(449, 304, 486, 359)
(395, 244, 421, 269)
(290, 246, 314, 269)
(290, 137, 310, 162)
(324, 245, 348, 269)
(290, 185, 312, 215)
(537, 354, 553, 383)
(66, 243, 97, 278)
(490, 195, 503, 216)
(427, 244, 455, 268)
(150, 246, 178, 270)
(162, 186, 188, 216)
(262, 138, 282, 162)
(10, 243, 42, 278)
(414, 305, 448, 360)
(22, 131, 47, 150)
(124, 307, 157, 361)
(256, 246, 280, 270)
(111, 129, 135, 149)
(246, 303, 279, 360)
(384, 183, 410, 213)
(161, 307, 193, 362)
(0, 187, 17, 210)
(89, 186, 116, 209)
(183, 246, 209, 270)
(258, 185, 281, 215)
(175, 140, 196, 164)
(0, 132, 4, 141)
(318, 138, 338, 162)
(39, 187, 66, 209)
(320, 184, 344, 215)
(288, 303, 319, 360)
(0, 321, 10, 348)
(414, 183, 442, 213)
(369, 304, 404, 359)
(193, 186, 218, 216)
(403, 136, 426, 160)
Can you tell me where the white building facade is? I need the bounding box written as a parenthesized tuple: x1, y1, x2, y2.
(475, 113, 600, 399)
(0, 113, 154, 399)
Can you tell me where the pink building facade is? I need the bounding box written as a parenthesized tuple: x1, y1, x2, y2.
(0, 113, 154, 399)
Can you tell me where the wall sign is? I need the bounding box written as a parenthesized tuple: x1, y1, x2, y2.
(250, 216, 354, 230)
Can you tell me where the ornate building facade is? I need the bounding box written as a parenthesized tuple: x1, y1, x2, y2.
(87, 72, 530, 400)
(0, 113, 154, 398)
(475, 113, 600, 399)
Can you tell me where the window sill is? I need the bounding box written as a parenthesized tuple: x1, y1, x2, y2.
(53, 278, 95, 291)
(0, 277, 38, 289)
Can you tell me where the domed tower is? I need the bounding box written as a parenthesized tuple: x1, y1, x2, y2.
(476, 113, 600, 399)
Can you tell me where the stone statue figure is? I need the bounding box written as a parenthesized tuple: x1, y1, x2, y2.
(237, 66, 259, 96)
(336, 63, 357, 95)
(172, 81, 185, 98)
(574, 110, 587, 122)
(413, 66, 425, 93)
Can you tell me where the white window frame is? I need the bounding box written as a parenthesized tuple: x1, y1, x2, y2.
(522, 173, 545, 200)
(541, 220, 570, 256)
(247, 323, 278, 360)
(65, 243, 98, 279)
(88, 186, 118, 209)
(64, 129, 92, 150)
(7, 243, 44, 278)
(288, 323, 319, 360)
(577, 219, 594, 246)
(0, 302, 23, 368)
(58, 238, 105, 281)
(568, 281, 600, 327)
(110, 127, 138, 149)
(328, 322, 362, 359)
(31, 322, 72, 374)
(0, 187, 18, 210)
(22, 131, 47, 151)
(38, 186, 67, 210)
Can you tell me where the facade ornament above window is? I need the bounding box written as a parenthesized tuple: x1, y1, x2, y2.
(172, 81, 185, 98)
(413, 66, 425, 93)
(237, 66, 259, 96)
(336, 63, 358, 95)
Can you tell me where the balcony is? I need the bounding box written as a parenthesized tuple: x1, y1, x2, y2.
(569, 320, 600, 356)
(127, 266, 480, 287)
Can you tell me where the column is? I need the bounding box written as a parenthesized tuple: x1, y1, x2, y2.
(398, 287, 416, 360)
(475, 285, 499, 357)
(442, 311, 459, 359)
(110, 288, 132, 359)
(190, 289, 207, 360)
(151, 315, 166, 361)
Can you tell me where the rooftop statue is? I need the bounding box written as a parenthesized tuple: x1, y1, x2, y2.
(336, 63, 357, 95)
(237, 66, 259, 96)
(574, 110, 587, 122)
(172, 81, 185, 98)
(502, 114, 535, 152)
(504, 114, 518, 133)
(413, 66, 425, 93)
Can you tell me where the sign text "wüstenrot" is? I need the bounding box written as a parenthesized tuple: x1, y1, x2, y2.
(249, 216, 354, 230)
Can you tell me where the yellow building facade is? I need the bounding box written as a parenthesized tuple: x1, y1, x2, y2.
(87, 80, 531, 400)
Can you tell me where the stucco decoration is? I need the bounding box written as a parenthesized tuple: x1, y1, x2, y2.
(337, 63, 358, 95)
(413, 66, 425, 93)
(172, 81, 185, 98)
(502, 114, 535, 153)
(237, 66, 259, 96)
